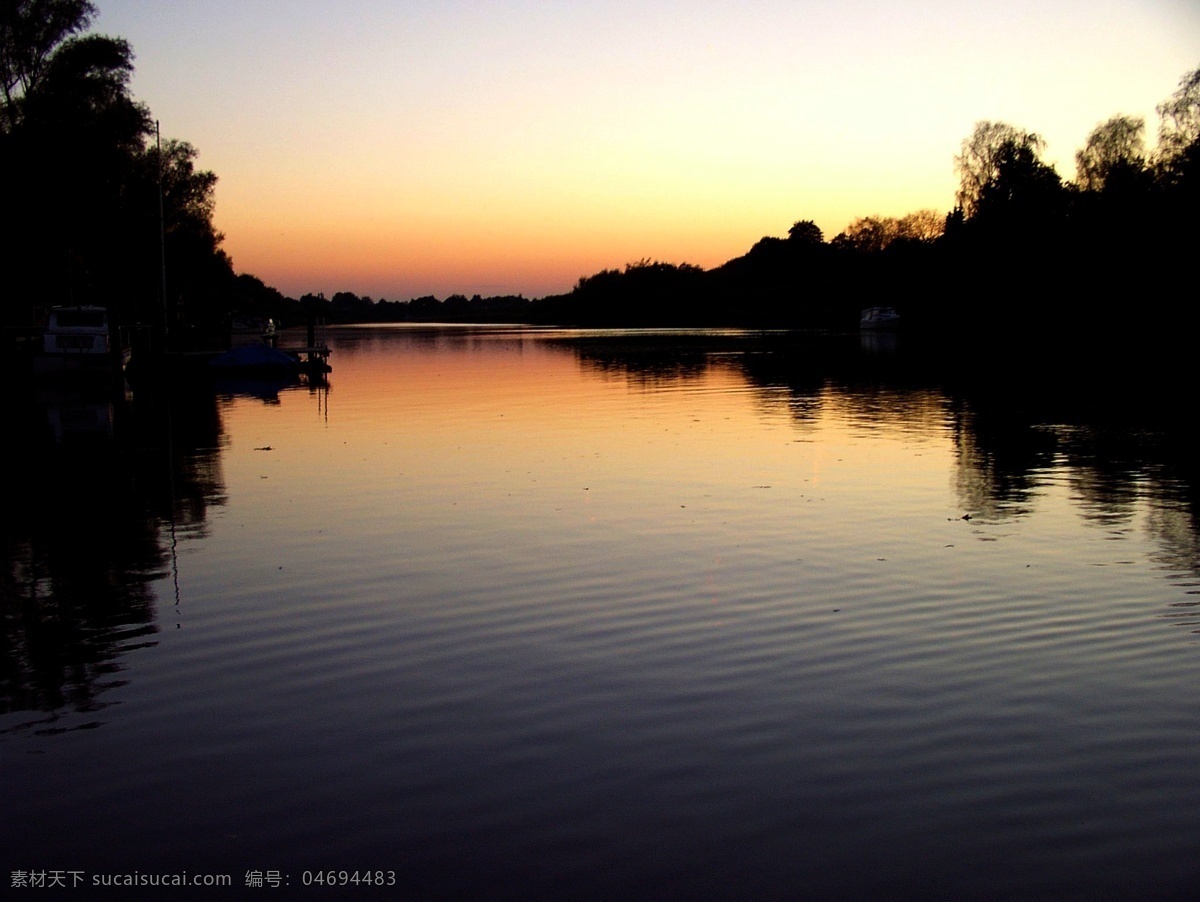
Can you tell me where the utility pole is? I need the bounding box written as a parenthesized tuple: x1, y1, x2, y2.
(157, 120, 169, 342)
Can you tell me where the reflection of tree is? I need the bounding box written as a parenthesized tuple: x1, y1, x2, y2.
(0, 378, 227, 730)
(550, 333, 1200, 576)
(558, 332, 715, 385)
(943, 362, 1200, 590)
(124, 379, 228, 537)
(2, 432, 159, 726)
(944, 398, 1058, 517)
(1148, 504, 1200, 628)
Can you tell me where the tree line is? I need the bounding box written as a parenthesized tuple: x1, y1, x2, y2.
(1, 0, 280, 345)
(304, 64, 1200, 341)
(3, 1, 1196, 345)
(532, 67, 1198, 335)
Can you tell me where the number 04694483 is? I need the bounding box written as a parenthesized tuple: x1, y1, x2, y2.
(301, 870, 397, 886)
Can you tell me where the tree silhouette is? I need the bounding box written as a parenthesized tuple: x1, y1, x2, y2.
(832, 210, 944, 253)
(975, 141, 1063, 221)
(1152, 65, 1200, 203)
(0, 0, 96, 131)
(1155, 66, 1200, 163)
(1, 0, 240, 336)
(134, 138, 229, 331)
(832, 216, 894, 254)
(1, 1, 153, 319)
(1075, 115, 1146, 192)
(954, 121, 1045, 219)
(787, 220, 824, 245)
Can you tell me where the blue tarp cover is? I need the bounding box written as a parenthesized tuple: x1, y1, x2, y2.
(208, 344, 298, 371)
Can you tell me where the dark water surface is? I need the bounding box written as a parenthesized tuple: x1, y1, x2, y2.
(4, 326, 1198, 898)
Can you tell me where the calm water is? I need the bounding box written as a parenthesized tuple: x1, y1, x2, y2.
(4, 326, 1198, 899)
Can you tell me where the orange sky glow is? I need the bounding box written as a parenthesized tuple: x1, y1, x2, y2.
(96, 0, 1199, 301)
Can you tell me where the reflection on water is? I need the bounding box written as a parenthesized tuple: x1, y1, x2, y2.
(0, 374, 332, 732)
(2, 327, 1198, 897)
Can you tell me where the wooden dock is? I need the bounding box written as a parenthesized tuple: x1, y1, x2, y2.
(278, 344, 331, 374)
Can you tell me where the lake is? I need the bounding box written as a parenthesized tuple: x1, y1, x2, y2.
(4, 325, 1198, 898)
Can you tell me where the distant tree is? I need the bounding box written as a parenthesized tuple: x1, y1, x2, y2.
(443, 294, 470, 317)
(787, 219, 824, 245)
(942, 206, 965, 237)
(1155, 65, 1200, 163)
(407, 295, 442, 319)
(1152, 65, 1200, 200)
(326, 291, 375, 322)
(954, 121, 1045, 218)
(895, 209, 945, 243)
(566, 259, 709, 325)
(1075, 115, 1145, 192)
(832, 216, 894, 254)
(229, 273, 294, 323)
(972, 139, 1064, 227)
(831, 210, 943, 253)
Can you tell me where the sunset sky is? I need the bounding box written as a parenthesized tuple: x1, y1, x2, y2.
(96, 1, 1198, 301)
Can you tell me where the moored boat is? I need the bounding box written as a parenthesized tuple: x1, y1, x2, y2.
(207, 342, 301, 374)
(33, 306, 128, 377)
(860, 306, 900, 330)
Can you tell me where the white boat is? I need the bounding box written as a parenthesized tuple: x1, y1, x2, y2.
(33, 305, 127, 376)
(860, 306, 900, 330)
